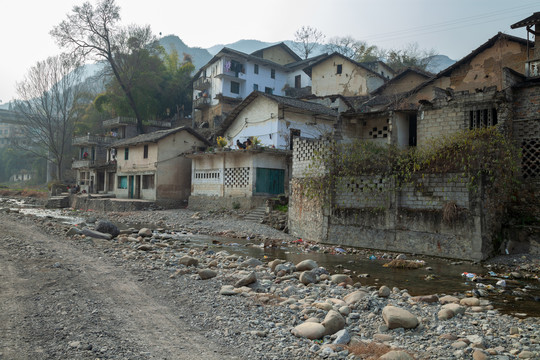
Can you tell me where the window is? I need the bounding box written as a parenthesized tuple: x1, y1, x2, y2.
(142, 174, 155, 189)
(290, 129, 301, 150)
(264, 87, 273, 95)
(124, 147, 129, 160)
(295, 75, 301, 89)
(270, 69, 275, 79)
(143, 144, 148, 159)
(469, 108, 497, 129)
(336, 64, 343, 74)
(231, 81, 240, 94)
(253, 84, 259, 91)
(118, 176, 127, 189)
(254, 64, 259, 74)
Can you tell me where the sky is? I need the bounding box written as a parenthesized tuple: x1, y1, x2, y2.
(1, 0, 538, 104)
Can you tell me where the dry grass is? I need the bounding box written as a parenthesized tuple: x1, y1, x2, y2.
(383, 259, 425, 269)
(0, 189, 47, 198)
(442, 201, 460, 224)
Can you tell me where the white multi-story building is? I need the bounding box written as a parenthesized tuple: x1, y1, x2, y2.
(191, 43, 324, 129)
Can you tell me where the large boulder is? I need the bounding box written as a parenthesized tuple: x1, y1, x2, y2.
(291, 322, 325, 340)
(235, 271, 257, 287)
(330, 274, 353, 285)
(382, 306, 419, 329)
(299, 271, 317, 285)
(178, 256, 199, 267)
(296, 259, 318, 271)
(321, 310, 345, 336)
(344, 290, 368, 305)
(95, 220, 120, 238)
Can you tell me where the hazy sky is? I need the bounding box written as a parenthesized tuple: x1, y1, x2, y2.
(1, 0, 537, 103)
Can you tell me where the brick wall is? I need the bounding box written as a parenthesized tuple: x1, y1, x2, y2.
(289, 139, 491, 260)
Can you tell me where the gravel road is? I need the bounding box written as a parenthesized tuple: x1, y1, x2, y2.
(0, 215, 243, 360)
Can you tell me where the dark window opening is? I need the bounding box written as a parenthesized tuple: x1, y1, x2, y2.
(254, 64, 259, 74)
(290, 128, 301, 150)
(124, 147, 129, 160)
(270, 69, 275, 79)
(295, 75, 301, 89)
(264, 87, 273, 94)
(469, 108, 497, 129)
(231, 81, 240, 94)
(253, 84, 259, 91)
(143, 144, 148, 159)
(336, 64, 343, 74)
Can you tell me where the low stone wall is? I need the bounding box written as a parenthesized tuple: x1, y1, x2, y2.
(289, 173, 490, 261)
(70, 195, 152, 212)
(187, 195, 268, 211)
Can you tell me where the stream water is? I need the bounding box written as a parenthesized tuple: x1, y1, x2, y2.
(4, 198, 539, 318)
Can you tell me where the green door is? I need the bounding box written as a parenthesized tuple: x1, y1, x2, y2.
(255, 168, 284, 195)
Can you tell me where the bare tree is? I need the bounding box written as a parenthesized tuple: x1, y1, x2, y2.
(50, 0, 156, 134)
(383, 42, 437, 71)
(326, 36, 380, 62)
(14, 55, 84, 181)
(292, 26, 325, 59)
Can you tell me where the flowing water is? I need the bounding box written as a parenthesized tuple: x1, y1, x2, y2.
(4, 198, 539, 318)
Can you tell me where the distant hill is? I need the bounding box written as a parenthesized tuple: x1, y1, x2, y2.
(159, 35, 213, 70)
(425, 55, 456, 74)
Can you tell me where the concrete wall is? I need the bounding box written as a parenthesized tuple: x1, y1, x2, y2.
(416, 88, 510, 147)
(223, 96, 335, 150)
(289, 138, 491, 260)
(312, 55, 374, 97)
(156, 131, 204, 202)
(190, 149, 290, 209)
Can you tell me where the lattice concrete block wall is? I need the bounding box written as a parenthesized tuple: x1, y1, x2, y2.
(335, 176, 391, 208)
(193, 169, 222, 184)
(400, 174, 470, 209)
(292, 138, 330, 178)
(512, 86, 540, 180)
(224, 167, 250, 187)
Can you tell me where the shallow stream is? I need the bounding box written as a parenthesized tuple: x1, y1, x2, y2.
(5, 198, 539, 318)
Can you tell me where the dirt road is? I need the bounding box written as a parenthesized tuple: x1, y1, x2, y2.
(0, 216, 241, 360)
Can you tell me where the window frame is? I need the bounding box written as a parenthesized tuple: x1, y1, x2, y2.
(230, 81, 240, 94)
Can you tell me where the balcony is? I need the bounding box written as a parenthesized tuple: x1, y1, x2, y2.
(72, 159, 94, 169)
(193, 77, 211, 91)
(194, 97, 211, 109)
(102, 116, 171, 129)
(102, 116, 137, 128)
(72, 134, 116, 146)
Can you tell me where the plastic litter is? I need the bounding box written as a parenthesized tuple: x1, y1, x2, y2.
(488, 271, 497, 277)
(496, 279, 507, 287)
(369, 255, 377, 260)
(462, 272, 476, 279)
(335, 247, 346, 253)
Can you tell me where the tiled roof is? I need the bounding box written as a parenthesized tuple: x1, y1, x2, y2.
(302, 52, 387, 80)
(251, 42, 302, 62)
(511, 12, 540, 29)
(110, 126, 209, 148)
(217, 91, 337, 136)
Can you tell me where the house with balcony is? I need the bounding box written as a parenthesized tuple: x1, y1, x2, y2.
(110, 126, 209, 206)
(72, 134, 117, 194)
(191, 43, 325, 131)
(72, 117, 173, 194)
(187, 91, 338, 210)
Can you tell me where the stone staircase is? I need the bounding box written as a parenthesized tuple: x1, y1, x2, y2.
(244, 206, 267, 223)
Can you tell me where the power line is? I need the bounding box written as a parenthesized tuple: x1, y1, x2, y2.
(361, 5, 538, 44)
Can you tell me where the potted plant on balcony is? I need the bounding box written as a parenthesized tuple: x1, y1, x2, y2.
(216, 136, 228, 150)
